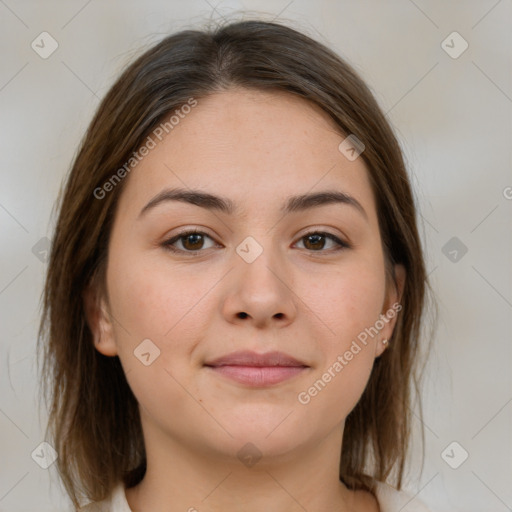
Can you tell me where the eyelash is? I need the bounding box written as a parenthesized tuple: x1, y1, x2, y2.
(161, 229, 351, 256)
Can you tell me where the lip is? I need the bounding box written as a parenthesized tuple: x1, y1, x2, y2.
(204, 350, 309, 387)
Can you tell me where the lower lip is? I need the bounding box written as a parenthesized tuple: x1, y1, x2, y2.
(206, 365, 307, 386)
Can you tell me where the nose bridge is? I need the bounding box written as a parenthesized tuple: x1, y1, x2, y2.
(236, 233, 288, 296)
(222, 232, 297, 327)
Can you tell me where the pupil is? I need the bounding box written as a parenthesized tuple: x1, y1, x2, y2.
(306, 234, 324, 250)
(185, 234, 203, 249)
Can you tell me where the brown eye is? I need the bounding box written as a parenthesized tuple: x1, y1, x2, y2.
(162, 230, 217, 254)
(181, 233, 205, 250)
(295, 231, 349, 252)
(303, 233, 326, 250)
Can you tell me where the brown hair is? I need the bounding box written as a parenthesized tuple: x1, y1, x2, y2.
(38, 17, 434, 509)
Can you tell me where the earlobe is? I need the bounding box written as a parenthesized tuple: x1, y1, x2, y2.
(82, 283, 118, 357)
(374, 339, 387, 358)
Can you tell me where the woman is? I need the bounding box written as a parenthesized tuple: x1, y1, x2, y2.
(39, 18, 435, 511)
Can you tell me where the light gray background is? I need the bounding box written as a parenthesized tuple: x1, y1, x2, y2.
(1, 1, 511, 511)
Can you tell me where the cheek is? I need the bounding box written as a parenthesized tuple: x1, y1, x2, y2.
(296, 263, 385, 414)
(104, 263, 218, 448)
(304, 262, 386, 346)
(105, 256, 215, 409)
(106, 251, 222, 361)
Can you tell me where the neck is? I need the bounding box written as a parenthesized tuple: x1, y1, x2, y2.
(124, 419, 372, 512)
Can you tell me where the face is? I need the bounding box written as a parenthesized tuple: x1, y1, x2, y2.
(86, 88, 405, 462)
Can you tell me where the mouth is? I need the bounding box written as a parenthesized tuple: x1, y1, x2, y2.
(203, 350, 309, 387)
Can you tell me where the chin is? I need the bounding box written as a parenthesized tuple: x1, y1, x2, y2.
(227, 420, 310, 456)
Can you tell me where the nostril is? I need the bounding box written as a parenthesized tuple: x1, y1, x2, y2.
(237, 312, 248, 319)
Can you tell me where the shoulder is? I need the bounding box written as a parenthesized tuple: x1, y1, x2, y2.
(374, 481, 434, 512)
(78, 483, 132, 512)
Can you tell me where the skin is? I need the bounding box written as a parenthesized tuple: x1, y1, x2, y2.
(85, 88, 405, 512)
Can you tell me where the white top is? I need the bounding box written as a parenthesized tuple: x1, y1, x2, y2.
(80, 481, 434, 511)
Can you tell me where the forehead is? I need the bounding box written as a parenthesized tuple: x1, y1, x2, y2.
(116, 88, 377, 221)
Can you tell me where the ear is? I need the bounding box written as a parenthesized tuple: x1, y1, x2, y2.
(374, 263, 406, 357)
(82, 282, 118, 357)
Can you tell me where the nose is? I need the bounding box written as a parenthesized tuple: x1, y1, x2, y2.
(221, 248, 297, 329)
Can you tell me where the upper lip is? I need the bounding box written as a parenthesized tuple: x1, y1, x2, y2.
(204, 350, 308, 367)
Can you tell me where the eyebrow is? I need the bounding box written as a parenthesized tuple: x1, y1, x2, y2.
(138, 187, 368, 220)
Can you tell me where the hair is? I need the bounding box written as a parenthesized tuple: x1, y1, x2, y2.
(38, 17, 434, 509)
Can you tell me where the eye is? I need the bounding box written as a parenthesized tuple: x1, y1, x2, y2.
(294, 231, 350, 252)
(161, 229, 350, 255)
(162, 229, 218, 254)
